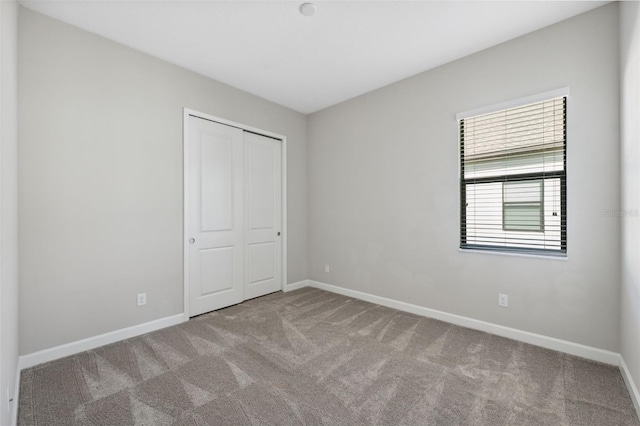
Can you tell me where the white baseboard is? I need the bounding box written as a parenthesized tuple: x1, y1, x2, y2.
(10, 281, 640, 423)
(620, 355, 640, 420)
(19, 314, 184, 371)
(307, 280, 620, 365)
(284, 279, 310, 292)
(18, 280, 312, 371)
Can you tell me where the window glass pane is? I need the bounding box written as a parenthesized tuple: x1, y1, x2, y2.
(463, 178, 563, 251)
(504, 204, 542, 231)
(503, 180, 543, 231)
(503, 180, 542, 203)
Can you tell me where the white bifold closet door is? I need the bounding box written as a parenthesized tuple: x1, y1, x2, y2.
(188, 116, 282, 317)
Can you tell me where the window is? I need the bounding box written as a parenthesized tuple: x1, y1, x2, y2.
(459, 94, 566, 256)
(502, 180, 543, 232)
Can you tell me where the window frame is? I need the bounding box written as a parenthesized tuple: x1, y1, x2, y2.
(457, 89, 568, 257)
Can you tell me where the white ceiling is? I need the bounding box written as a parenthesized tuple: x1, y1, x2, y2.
(20, 0, 609, 114)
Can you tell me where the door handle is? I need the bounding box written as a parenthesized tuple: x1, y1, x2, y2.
(189, 238, 196, 244)
(277, 232, 281, 236)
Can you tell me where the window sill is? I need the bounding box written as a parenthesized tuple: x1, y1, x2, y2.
(458, 248, 568, 261)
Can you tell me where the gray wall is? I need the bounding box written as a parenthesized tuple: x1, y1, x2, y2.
(308, 4, 621, 351)
(620, 0, 640, 405)
(18, 8, 307, 354)
(1, 0, 19, 422)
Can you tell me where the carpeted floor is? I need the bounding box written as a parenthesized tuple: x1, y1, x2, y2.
(18, 287, 640, 425)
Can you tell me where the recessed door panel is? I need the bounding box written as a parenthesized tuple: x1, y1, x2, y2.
(200, 133, 234, 232)
(200, 247, 234, 295)
(247, 142, 275, 230)
(248, 242, 275, 285)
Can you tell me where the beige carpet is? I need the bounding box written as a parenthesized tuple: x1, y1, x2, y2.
(18, 287, 640, 425)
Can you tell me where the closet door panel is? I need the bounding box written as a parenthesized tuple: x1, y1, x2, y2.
(188, 116, 244, 316)
(244, 132, 282, 299)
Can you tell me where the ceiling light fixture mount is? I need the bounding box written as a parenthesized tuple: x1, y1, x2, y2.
(299, 3, 316, 17)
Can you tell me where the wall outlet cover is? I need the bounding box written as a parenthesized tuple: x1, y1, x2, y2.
(498, 293, 509, 308)
(137, 293, 147, 306)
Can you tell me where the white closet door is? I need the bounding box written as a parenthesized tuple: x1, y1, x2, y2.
(188, 116, 244, 316)
(244, 132, 282, 300)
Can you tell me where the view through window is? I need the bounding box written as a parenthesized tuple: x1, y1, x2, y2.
(459, 95, 567, 256)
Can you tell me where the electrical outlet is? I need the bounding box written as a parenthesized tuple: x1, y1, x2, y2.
(324, 264, 330, 273)
(498, 293, 508, 308)
(137, 293, 147, 306)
